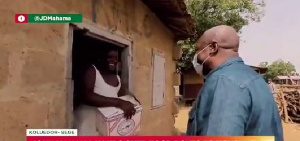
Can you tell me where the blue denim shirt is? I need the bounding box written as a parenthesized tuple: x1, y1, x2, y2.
(186, 57, 283, 141)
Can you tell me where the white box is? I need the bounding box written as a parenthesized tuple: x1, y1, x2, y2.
(96, 95, 142, 136)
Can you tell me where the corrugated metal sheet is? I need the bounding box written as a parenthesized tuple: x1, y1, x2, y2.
(275, 76, 300, 80)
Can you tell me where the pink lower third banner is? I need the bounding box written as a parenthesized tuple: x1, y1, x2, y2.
(27, 136, 274, 141)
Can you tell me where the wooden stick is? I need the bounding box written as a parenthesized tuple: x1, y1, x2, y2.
(280, 89, 289, 123)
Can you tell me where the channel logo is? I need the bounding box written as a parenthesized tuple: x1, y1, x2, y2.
(15, 14, 28, 23)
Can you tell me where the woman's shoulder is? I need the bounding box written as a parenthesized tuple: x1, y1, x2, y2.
(84, 65, 97, 77)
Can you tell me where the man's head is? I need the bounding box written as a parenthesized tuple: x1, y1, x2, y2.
(193, 25, 240, 75)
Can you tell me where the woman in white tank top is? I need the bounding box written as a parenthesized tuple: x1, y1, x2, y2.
(74, 49, 136, 135)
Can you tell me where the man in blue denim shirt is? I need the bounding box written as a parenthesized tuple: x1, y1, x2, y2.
(186, 25, 283, 141)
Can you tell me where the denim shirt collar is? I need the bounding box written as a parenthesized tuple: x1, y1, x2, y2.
(205, 57, 244, 79)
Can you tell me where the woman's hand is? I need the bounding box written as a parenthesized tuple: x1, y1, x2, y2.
(118, 100, 136, 119)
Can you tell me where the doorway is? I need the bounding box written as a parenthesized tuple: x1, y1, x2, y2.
(67, 24, 133, 128)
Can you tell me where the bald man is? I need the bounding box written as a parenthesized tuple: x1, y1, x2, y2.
(186, 25, 283, 141)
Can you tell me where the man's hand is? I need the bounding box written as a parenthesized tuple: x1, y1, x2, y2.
(118, 100, 136, 119)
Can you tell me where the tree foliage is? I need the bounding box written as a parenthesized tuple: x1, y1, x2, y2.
(260, 60, 296, 80)
(176, 0, 265, 73)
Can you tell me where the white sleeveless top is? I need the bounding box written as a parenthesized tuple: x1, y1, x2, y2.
(74, 66, 121, 135)
(92, 65, 121, 98)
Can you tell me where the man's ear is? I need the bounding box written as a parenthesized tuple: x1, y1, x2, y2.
(209, 42, 218, 55)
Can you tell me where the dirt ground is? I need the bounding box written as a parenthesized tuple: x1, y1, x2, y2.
(175, 106, 300, 141)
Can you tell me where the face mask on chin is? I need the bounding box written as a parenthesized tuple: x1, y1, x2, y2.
(192, 45, 211, 76)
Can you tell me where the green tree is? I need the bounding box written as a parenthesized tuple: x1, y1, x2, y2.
(261, 60, 296, 80)
(176, 0, 265, 72)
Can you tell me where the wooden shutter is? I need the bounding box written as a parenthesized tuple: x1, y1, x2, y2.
(152, 52, 166, 108)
